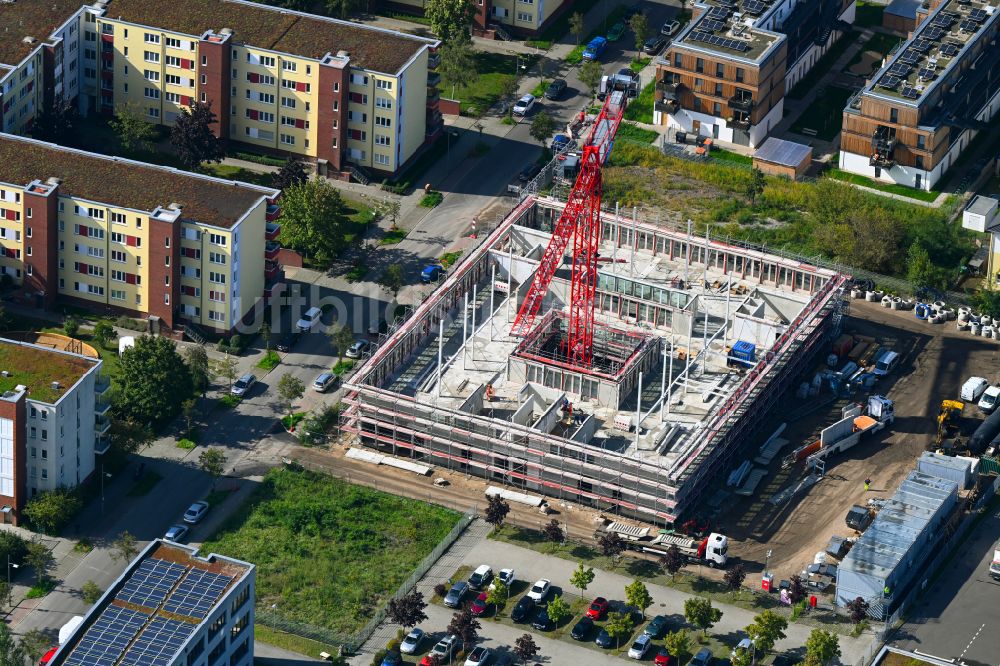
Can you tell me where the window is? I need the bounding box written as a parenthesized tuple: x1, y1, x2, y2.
(165, 74, 182, 85)
(282, 60, 296, 72)
(375, 116, 391, 127)
(917, 135, 926, 150)
(149, 107, 160, 118)
(695, 58, 704, 74)
(281, 115, 295, 126)
(144, 69, 160, 82)
(280, 134, 295, 145)
(209, 252, 226, 264)
(713, 102, 722, 116)
(281, 96, 296, 108)
(735, 67, 745, 83)
(915, 155, 924, 170)
(209, 233, 226, 246)
(165, 37, 181, 48)
(165, 92, 180, 103)
(333, 82, 340, 93)
(889, 108, 898, 123)
(110, 212, 126, 225)
(375, 79, 392, 90)
(166, 55, 181, 68)
(41, 432, 47, 442)
(144, 87, 160, 99)
(209, 271, 226, 284)
(375, 134, 390, 146)
(375, 97, 392, 109)
(374, 153, 390, 166)
(144, 33, 160, 44)
(517, 12, 532, 21)
(111, 269, 126, 282)
(111, 250, 126, 263)
(144, 51, 159, 63)
(350, 73, 369, 86)
(209, 290, 225, 302)
(716, 63, 724, 78)
(208, 310, 225, 322)
(714, 82, 723, 97)
(111, 289, 125, 301)
(164, 294, 170, 305)
(259, 111, 275, 123)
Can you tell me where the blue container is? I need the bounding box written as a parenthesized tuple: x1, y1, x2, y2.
(731, 340, 756, 368)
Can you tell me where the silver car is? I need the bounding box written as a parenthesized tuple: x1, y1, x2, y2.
(312, 372, 337, 392)
(443, 581, 468, 608)
(231, 373, 256, 397)
(182, 501, 209, 524)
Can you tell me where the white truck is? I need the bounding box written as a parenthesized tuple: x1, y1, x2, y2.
(991, 541, 1000, 581)
(600, 522, 729, 567)
(789, 395, 894, 468)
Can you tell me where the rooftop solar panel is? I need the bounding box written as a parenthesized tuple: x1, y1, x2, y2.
(912, 38, 933, 52)
(880, 75, 902, 89)
(960, 19, 979, 31)
(931, 14, 953, 27)
(64, 606, 150, 666)
(743, 0, 767, 14)
(918, 67, 937, 80)
(889, 63, 912, 76)
(115, 559, 188, 610)
(969, 8, 988, 21)
(899, 49, 921, 64)
(119, 617, 196, 666)
(162, 570, 234, 620)
(707, 6, 731, 19)
(923, 26, 945, 40)
(902, 86, 921, 99)
(702, 18, 729, 32)
(939, 42, 960, 56)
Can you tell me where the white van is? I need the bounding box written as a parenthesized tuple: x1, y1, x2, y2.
(873, 350, 899, 376)
(961, 376, 989, 402)
(979, 385, 1000, 413)
(296, 306, 323, 333)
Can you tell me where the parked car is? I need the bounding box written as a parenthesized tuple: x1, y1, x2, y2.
(164, 525, 189, 542)
(400, 627, 424, 654)
(526, 578, 551, 602)
(691, 647, 714, 666)
(230, 373, 256, 397)
(980, 385, 1000, 412)
(531, 606, 553, 631)
(661, 19, 681, 36)
(644, 614, 670, 638)
(381, 651, 403, 666)
(443, 581, 469, 608)
(629, 634, 653, 659)
(586, 596, 610, 619)
(511, 595, 535, 622)
(595, 628, 615, 648)
(643, 36, 668, 54)
(732, 638, 755, 661)
(655, 648, 676, 666)
(551, 133, 572, 151)
(607, 21, 627, 41)
(545, 79, 567, 100)
(470, 591, 490, 617)
(276, 331, 299, 352)
(512, 94, 536, 115)
(571, 615, 594, 640)
(182, 501, 209, 524)
(312, 372, 338, 392)
(430, 635, 459, 661)
(296, 306, 323, 332)
(345, 340, 371, 359)
(582, 36, 608, 60)
(421, 264, 445, 283)
(518, 162, 542, 183)
(489, 568, 515, 591)
(469, 564, 494, 590)
(465, 646, 493, 666)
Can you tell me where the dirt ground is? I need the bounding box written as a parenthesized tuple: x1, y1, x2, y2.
(718, 299, 1000, 582)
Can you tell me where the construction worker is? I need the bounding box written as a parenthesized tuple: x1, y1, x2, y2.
(864, 477, 871, 491)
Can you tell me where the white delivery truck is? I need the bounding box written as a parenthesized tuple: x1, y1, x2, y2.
(991, 540, 1000, 581)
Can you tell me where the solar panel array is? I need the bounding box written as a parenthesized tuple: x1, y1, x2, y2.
(880, 75, 902, 89)
(119, 617, 196, 666)
(700, 18, 728, 32)
(743, 0, 767, 14)
(912, 38, 933, 52)
(64, 606, 150, 666)
(900, 49, 921, 64)
(969, 8, 988, 22)
(918, 67, 937, 80)
(707, 6, 731, 19)
(889, 62, 912, 76)
(960, 19, 979, 32)
(931, 14, 954, 27)
(116, 559, 188, 610)
(923, 26, 945, 40)
(902, 86, 921, 99)
(939, 42, 961, 56)
(162, 569, 234, 619)
(689, 30, 751, 52)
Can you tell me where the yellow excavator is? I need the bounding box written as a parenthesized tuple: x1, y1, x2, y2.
(935, 400, 964, 449)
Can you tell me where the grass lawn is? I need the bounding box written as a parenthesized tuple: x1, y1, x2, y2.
(341, 198, 376, 246)
(280, 412, 307, 431)
(379, 228, 407, 245)
(825, 168, 941, 202)
(331, 360, 355, 376)
(855, 1, 885, 27)
(177, 438, 197, 450)
(202, 163, 275, 187)
(566, 4, 629, 64)
(420, 191, 444, 208)
(787, 31, 857, 99)
(218, 394, 241, 409)
(630, 57, 651, 73)
(254, 624, 339, 659)
(789, 85, 855, 141)
(344, 263, 368, 282)
(26, 578, 57, 599)
(848, 32, 901, 69)
(450, 52, 539, 116)
(623, 81, 655, 123)
(257, 350, 281, 371)
(711, 149, 753, 166)
(200, 467, 460, 635)
(127, 471, 163, 498)
(617, 122, 658, 145)
(439, 251, 463, 268)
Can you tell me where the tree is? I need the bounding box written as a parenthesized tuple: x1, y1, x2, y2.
(114, 335, 193, 429)
(213, 354, 239, 392)
(438, 41, 479, 99)
(0, 622, 25, 666)
(111, 531, 139, 563)
(277, 374, 305, 420)
(625, 579, 653, 619)
(82, 580, 104, 604)
(170, 101, 225, 170)
(63, 315, 80, 338)
(731, 646, 755, 666)
(664, 630, 691, 663)
(279, 179, 351, 266)
(199, 448, 227, 489)
(546, 595, 570, 625)
(530, 111, 556, 149)
(446, 608, 481, 647)
(805, 628, 841, 666)
(846, 597, 869, 625)
(788, 574, 806, 604)
(598, 531, 626, 568)
(542, 519, 564, 543)
(25, 539, 54, 585)
(260, 321, 272, 352)
(181, 398, 198, 437)
(93, 319, 117, 350)
(513, 633, 539, 665)
(974, 289, 1000, 319)
(485, 579, 508, 609)
(629, 12, 649, 52)
(22, 489, 82, 535)
(569, 12, 585, 44)
(185, 345, 213, 396)
(0, 581, 11, 610)
(660, 544, 684, 578)
(906, 242, 950, 290)
(684, 597, 722, 636)
(110, 103, 156, 152)
(108, 418, 154, 457)
(570, 562, 595, 597)
(325, 0, 363, 19)
(386, 590, 428, 628)
(379, 264, 406, 299)
(272, 155, 309, 190)
(605, 611, 634, 648)
(426, 0, 477, 44)
(31, 96, 79, 145)
(579, 60, 604, 96)
(724, 562, 747, 593)
(331, 324, 356, 363)
(745, 167, 766, 205)
(484, 495, 510, 532)
(745, 609, 787, 654)
(499, 76, 518, 116)
(20, 628, 51, 662)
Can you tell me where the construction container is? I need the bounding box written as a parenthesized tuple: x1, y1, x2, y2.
(832, 334, 854, 359)
(732, 340, 756, 368)
(917, 451, 976, 489)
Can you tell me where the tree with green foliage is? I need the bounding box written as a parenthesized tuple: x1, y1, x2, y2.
(974, 289, 1000, 319)
(629, 12, 649, 52)
(279, 179, 351, 266)
(805, 628, 841, 666)
(438, 41, 479, 99)
(199, 448, 227, 489)
(115, 335, 193, 429)
(331, 324, 356, 364)
(170, 101, 225, 170)
(0, 622, 25, 666)
(605, 611, 634, 648)
(110, 103, 157, 153)
(272, 155, 309, 190)
(63, 315, 80, 338)
(484, 494, 510, 531)
(545, 595, 570, 625)
(499, 76, 518, 116)
(426, 0, 477, 44)
(745, 609, 787, 654)
(569, 12, 585, 44)
(82, 580, 104, 604)
(570, 562, 595, 597)
(213, 354, 239, 392)
(745, 167, 766, 205)
(181, 398, 198, 438)
(731, 645, 754, 666)
(184, 345, 212, 397)
(111, 531, 139, 563)
(530, 111, 556, 149)
(906, 242, 950, 290)
(664, 630, 691, 663)
(18, 628, 49, 662)
(25, 539, 54, 585)
(108, 418, 154, 457)
(32, 96, 79, 145)
(0, 581, 12, 611)
(93, 320, 117, 350)
(684, 597, 722, 636)
(486, 579, 508, 609)
(277, 373, 305, 420)
(260, 320, 272, 351)
(625, 579, 653, 619)
(580, 59, 604, 95)
(23, 489, 82, 535)
(379, 264, 406, 299)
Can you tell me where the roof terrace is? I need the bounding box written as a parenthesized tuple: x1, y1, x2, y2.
(0, 338, 98, 404)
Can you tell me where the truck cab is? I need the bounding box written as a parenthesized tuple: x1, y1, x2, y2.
(699, 533, 728, 567)
(991, 543, 1000, 581)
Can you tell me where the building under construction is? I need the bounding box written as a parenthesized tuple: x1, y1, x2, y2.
(342, 196, 847, 524)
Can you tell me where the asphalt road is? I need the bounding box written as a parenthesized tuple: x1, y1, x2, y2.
(892, 503, 1000, 666)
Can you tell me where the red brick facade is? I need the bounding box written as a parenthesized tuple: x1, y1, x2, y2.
(0, 392, 27, 526)
(317, 59, 349, 172)
(197, 32, 233, 141)
(146, 216, 181, 330)
(23, 183, 60, 309)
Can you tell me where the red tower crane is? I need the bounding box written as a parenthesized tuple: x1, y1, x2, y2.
(510, 90, 628, 369)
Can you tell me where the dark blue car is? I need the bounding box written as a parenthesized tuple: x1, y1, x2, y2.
(583, 36, 608, 60)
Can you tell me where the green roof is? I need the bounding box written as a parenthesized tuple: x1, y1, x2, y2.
(0, 339, 98, 404)
(0, 0, 82, 68)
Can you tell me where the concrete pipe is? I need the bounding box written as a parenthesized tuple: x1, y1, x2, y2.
(881, 295, 893, 308)
(943, 308, 956, 321)
(971, 322, 981, 335)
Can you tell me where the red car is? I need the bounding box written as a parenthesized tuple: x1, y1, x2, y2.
(470, 591, 490, 616)
(586, 596, 609, 619)
(654, 648, 675, 666)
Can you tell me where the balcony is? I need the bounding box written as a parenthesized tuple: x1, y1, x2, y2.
(657, 79, 680, 94)
(101, 70, 113, 82)
(728, 95, 754, 112)
(265, 260, 281, 279)
(730, 117, 751, 130)
(426, 88, 440, 106)
(263, 279, 283, 299)
(101, 33, 114, 44)
(265, 240, 281, 260)
(95, 414, 111, 437)
(95, 397, 111, 418)
(94, 436, 110, 456)
(870, 128, 896, 167)
(266, 203, 281, 222)
(265, 222, 281, 241)
(428, 52, 441, 70)
(95, 375, 111, 396)
(655, 100, 678, 114)
(427, 109, 442, 127)
(427, 71, 441, 87)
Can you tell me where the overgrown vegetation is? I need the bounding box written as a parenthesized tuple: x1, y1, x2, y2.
(789, 86, 855, 141)
(200, 467, 459, 635)
(623, 81, 655, 123)
(449, 52, 538, 116)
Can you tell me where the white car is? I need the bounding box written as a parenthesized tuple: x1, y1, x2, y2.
(526, 578, 551, 602)
(230, 373, 256, 397)
(512, 94, 535, 116)
(164, 525, 189, 543)
(400, 627, 424, 654)
(661, 19, 681, 36)
(980, 385, 1000, 413)
(465, 646, 493, 666)
(628, 634, 652, 659)
(296, 306, 323, 332)
(312, 372, 337, 393)
(489, 568, 515, 591)
(182, 501, 209, 524)
(431, 635, 459, 660)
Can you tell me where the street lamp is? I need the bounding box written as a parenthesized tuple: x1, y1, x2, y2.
(100, 463, 113, 515)
(764, 549, 772, 576)
(7, 556, 17, 584)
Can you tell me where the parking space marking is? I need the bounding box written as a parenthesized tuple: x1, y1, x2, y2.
(958, 623, 986, 660)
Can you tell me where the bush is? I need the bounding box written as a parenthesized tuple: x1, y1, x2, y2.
(177, 438, 197, 450)
(82, 580, 103, 604)
(0, 531, 28, 566)
(114, 316, 147, 332)
(23, 489, 83, 535)
(381, 179, 411, 195)
(371, 649, 388, 666)
(434, 582, 448, 598)
(420, 191, 444, 208)
(232, 150, 286, 167)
